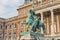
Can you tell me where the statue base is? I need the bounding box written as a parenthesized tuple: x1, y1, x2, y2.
(20, 32, 45, 40)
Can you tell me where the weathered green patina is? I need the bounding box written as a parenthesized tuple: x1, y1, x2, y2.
(20, 9, 46, 36)
(21, 9, 35, 31)
(32, 17, 46, 33)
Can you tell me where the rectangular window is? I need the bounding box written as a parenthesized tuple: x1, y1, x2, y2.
(0, 25, 2, 29)
(5, 25, 7, 29)
(4, 33, 7, 40)
(14, 33, 16, 37)
(30, 0, 32, 2)
(14, 32, 16, 40)
(0, 34, 1, 37)
(0, 33, 2, 40)
(9, 36, 11, 40)
(9, 33, 11, 40)
(9, 33, 11, 36)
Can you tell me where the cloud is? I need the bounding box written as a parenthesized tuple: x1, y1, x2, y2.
(0, 0, 25, 18)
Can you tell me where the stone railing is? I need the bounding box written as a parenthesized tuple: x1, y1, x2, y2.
(34, 0, 60, 10)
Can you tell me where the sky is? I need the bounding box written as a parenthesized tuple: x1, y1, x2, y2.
(0, 0, 25, 19)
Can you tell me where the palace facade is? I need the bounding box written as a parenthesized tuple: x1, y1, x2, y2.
(0, 0, 60, 40)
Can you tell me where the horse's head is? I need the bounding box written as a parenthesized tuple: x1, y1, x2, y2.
(29, 9, 35, 16)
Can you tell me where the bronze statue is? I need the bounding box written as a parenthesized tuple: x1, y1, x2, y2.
(21, 9, 46, 33)
(32, 17, 46, 33)
(21, 9, 35, 31)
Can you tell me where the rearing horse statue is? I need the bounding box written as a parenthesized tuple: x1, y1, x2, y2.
(21, 9, 35, 31)
(21, 9, 46, 33)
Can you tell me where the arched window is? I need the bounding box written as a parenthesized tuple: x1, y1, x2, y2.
(14, 23, 16, 28)
(9, 25, 11, 28)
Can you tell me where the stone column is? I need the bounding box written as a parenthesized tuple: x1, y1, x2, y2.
(51, 9, 54, 26)
(50, 9, 55, 36)
(56, 14, 59, 33)
(41, 12, 43, 22)
(40, 12, 44, 34)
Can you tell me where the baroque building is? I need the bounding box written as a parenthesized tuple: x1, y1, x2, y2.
(0, 0, 60, 40)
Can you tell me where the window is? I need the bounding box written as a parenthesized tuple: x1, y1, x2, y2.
(14, 32, 16, 40)
(4, 33, 7, 40)
(9, 36, 11, 40)
(14, 23, 16, 28)
(9, 33, 11, 36)
(9, 32, 11, 40)
(52, 38, 54, 40)
(0, 33, 2, 40)
(20, 21, 24, 33)
(14, 32, 16, 37)
(4, 33, 7, 36)
(0, 25, 2, 29)
(30, 0, 32, 2)
(57, 39, 60, 40)
(5, 25, 7, 29)
(0, 33, 2, 37)
(9, 25, 11, 28)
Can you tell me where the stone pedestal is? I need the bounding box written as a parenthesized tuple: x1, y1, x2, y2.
(20, 32, 45, 40)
